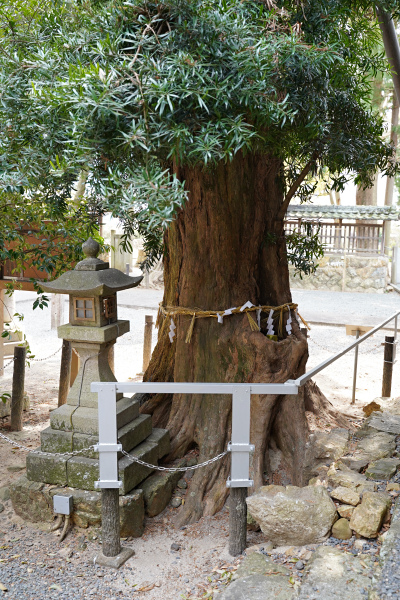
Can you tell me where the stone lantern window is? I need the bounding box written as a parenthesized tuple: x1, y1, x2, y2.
(74, 297, 95, 322)
(102, 295, 117, 320)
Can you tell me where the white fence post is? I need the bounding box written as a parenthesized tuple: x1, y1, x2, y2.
(93, 383, 134, 568)
(227, 385, 254, 555)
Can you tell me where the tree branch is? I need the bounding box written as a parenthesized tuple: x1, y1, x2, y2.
(277, 153, 318, 221)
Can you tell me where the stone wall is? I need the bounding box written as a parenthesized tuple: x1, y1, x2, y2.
(289, 254, 389, 293)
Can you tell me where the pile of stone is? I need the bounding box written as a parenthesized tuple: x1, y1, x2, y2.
(247, 407, 400, 547)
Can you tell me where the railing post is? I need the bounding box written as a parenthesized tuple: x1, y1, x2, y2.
(58, 340, 72, 407)
(351, 329, 360, 405)
(94, 384, 134, 568)
(228, 386, 254, 556)
(10, 345, 26, 431)
(382, 336, 395, 398)
(141, 315, 153, 374)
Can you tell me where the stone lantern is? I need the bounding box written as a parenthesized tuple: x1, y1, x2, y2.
(17, 238, 171, 535)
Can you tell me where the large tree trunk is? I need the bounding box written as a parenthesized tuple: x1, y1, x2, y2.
(141, 153, 333, 524)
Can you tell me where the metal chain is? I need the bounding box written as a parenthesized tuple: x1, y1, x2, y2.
(0, 431, 95, 458)
(120, 448, 228, 472)
(0, 431, 228, 470)
(29, 345, 63, 362)
(0, 346, 62, 373)
(0, 357, 16, 372)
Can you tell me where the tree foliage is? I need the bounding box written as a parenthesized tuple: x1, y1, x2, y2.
(0, 0, 399, 265)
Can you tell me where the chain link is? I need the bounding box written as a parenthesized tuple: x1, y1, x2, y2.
(0, 357, 16, 372)
(0, 431, 228, 470)
(0, 345, 62, 373)
(29, 345, 63, 362)
(120, 448, 228, 472)
(0, 431, 95, 458)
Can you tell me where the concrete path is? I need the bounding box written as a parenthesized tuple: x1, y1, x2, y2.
(117, 286, 400, 329)
(16, 286, 400, 328)
(292, 289, 400, 328)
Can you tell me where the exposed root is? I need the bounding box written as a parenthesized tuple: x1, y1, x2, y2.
(303, 380, 352, 429)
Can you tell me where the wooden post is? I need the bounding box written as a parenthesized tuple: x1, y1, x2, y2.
(142, 315, 153, 373)
(108, 344, 115, 375)
(70, 347, 80, 386)
(10, 345, 26, 431)
(382, 335, 395, 398)
(101, 489, 121, 557)
(58, 340, 72, 407)
(229, 487, 247, 556)
(51, 294, 64, 330)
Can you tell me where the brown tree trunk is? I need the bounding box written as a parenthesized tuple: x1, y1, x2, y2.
(142, 153, 334, 524)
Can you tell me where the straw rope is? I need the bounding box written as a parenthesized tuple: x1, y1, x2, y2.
(156, 302, 310, 343)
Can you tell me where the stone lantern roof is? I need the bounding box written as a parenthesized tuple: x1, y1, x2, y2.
(42, 238, 143, 296)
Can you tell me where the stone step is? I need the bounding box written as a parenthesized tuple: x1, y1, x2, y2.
(41, 413, 153, 458)
(140, 458, 186, 517)
(27, 436, 161, 493)
(50, 396, 139, 435)
(219, 552, 296, 600)
(146, 428, 170, 459)
(297, 546, 374, 600)
(118, 439, 159, 494)
(10, 475, 144, 537)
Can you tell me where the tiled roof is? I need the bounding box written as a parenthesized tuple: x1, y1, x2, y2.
(286, 205, 400, 221)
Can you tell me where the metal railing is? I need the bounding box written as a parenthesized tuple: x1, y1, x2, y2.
(91, 310, 399, 562)
(285, 220, 385, 255)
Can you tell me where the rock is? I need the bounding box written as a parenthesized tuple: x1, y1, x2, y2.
(350, 492, 392, 538)
(246, 485, 337, 546)
(232, 552, 289, 581)
(0, 487, 10, 502)
(7, 465, 25, 472)
(365, 458, 400, 481)
(10, 476, 53, 522)
(353, 539, 364, 550)
(219, 574, 296, 600)
(304, 428, 350, 482)
(295, 560, 304, 570)
(0, 503, 4, 514)
(368, 413, 400, 436)
(362, 401, 382, 417)
(386, 482, 400, 492)
(170, 543, 181, 551)
(0, 391, 29, 418)
(247, 512, 261, 532)
(339, 457, 369, 472)
(337, 505, 355, 519)
(171, 497, 182, 508)
(330, 486, 360, 506)
(332, 518, 352, 540)
(297, 546, 372, 600)
(327, 463, 376, 494)
(177, 479, 187, 489)
(355, 432, 396, 462)
(246, 545, 265, 555)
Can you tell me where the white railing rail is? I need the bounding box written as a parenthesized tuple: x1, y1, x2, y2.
(296, 310, 399, 386)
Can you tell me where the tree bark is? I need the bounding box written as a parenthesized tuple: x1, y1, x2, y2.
(142, 152, 341, 524)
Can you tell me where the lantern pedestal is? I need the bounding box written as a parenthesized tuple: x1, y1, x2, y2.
(12, 238, 172, 538)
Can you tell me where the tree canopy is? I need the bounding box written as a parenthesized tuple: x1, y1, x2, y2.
(1, 0, 399, 262)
